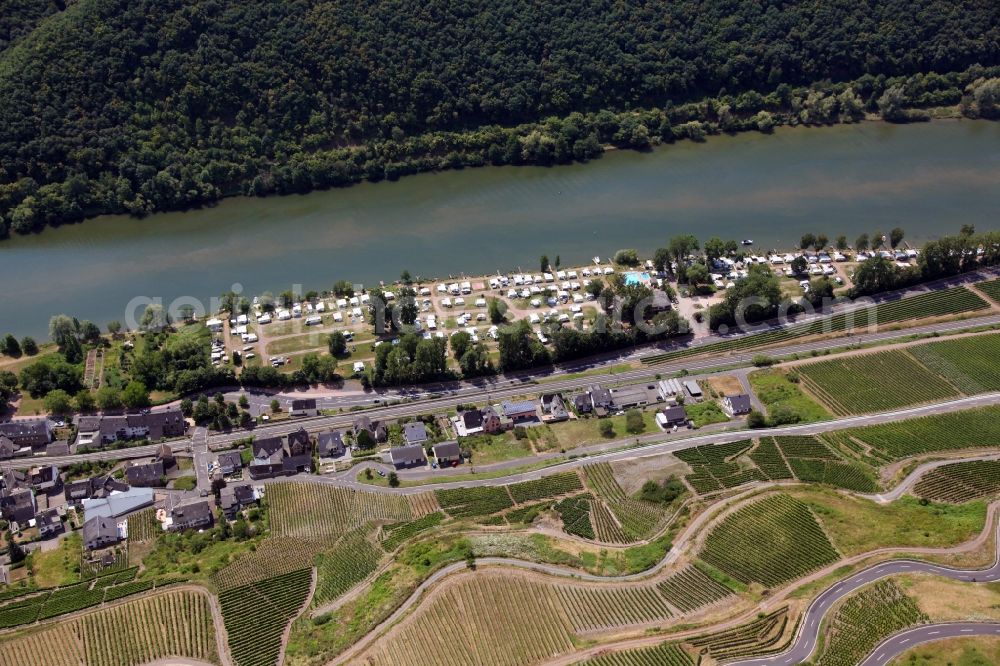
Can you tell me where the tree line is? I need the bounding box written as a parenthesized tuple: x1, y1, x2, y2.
(1, 0, 998, 235)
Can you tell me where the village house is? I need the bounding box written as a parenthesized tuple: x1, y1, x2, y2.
(83, 515, 121, 550)
(169, 500, 214, 532)
(403, 422, 429, 446)
(539, 394, 570, 422)
(216, 451, 243, 476)
(35, 508, 63, 539)
(451, 406, 504, 437)
(219, 484, 259, 519)
(28, 465, 61, 494)
(64, 475, 129, 505)
(125, 460, 165, 487)
(389, 444, 427, 469)
(74, 409, 187, 449)
(290, 398, 318, 417)
(248, 428, 312, 480)
(317, 431, 346, 459)
(353, 416, 388, 444)
(432, 442, 462, 467)
(656, 405, 689, 429)
(501, 400, 538, 424)
(0, 488, 36, 526)
(0, 435, 30, 459)
(0, 420, 52, 451)
(721, 394, 753, 417)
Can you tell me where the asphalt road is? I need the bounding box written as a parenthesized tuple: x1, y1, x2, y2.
(862, 452, 1000, 504)
(728, 521, 1000, 666)
(859, 622, 1000, 666)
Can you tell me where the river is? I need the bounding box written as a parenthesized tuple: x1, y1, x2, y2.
(1, 120, 998, 339)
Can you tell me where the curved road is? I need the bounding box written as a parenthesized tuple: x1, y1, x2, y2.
(728, 521, 1000, 666)
(863, 452, 1000, 504)
(859, 622, 1000, 666)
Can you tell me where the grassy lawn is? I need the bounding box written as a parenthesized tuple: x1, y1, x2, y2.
(888, 634, 1000, 665)
(749, 369, 830, 423)
(265, 332, 333, 355)
(28, 533, 83, 587)
(462, 432, 534, 465)
(792, 487, 987, 556)
(171, 475, 198, 490)
(548, 410, 658, 448)
(685, 400, 729, 427)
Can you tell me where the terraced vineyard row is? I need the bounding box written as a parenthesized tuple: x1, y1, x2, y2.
(313, 529, 382, 608)
(0, 589, 217, 666)
(842, 405, 1000, 461)
(554, 495, 596, 539)
(381, 512, 445, 551)
(655, 565, 735, 613)
(219, 567, 313, 666)
(435, 486, 513, 517)
(556, 584, 674, 633)
(584, 463, 670, 541)
(508, 472, 583, 503)
(687, 607, 791, 661)
(268, 483, 411, 540)
(908, 333, 1000, 394)
(356, 573, 576, 666)
(978, 278, 1000, 305)
(814, 580, 927, 666)
(642, 286, 990, 365)
(578, 642, 693, 666)
(912, 460, 1000, 503)
(797, 350, 960, 415)
(211, 536, 330, 591)
(674, 440, 758, 493)
(406, 491, 441, 517)
(0, 568, 163, 629)
(748, 438, 794, 480)
(700, 494, 839, 587)
(125, 508, 159, 542)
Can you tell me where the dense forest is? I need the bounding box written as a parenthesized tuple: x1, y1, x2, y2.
(0, 0, 998, 236)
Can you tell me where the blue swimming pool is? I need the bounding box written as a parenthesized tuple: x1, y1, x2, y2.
(624, 271, 651, 286)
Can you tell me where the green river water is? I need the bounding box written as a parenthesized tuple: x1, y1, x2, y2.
(1, 120, 998, 338)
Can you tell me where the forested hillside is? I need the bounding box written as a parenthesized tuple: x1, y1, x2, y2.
(0, 0, 998, 236)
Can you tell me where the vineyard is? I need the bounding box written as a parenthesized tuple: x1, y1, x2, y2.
(508, 472, 583, 503)
(814, 580, 927, 666)
(655, 565, 735, 613)
(313, 529, 382, 607)
(0, 567, 168, 629)
(210, 536, 330, 591)
(977, 278, 1000, 305)
(642, 286, 990, 365)
(125, 508, 159, 542)
(406, 491, 441, 517)
(908, 333, 1000, 394)
(435, 486, 513, 517)
(267, 482, 411, 540)
(381, 511, 445, 551)
(0, 589, 218, 666)
(554, 494, 596, 539)
(700, 494, 839, 587)
(912, 460, 1000, 503)
(219, 567, 313, 666)
(673, 440, 762, 494)
(355, 572, 576, 666)
(578, 642, 693, 666)
(797, 350, 960, 415)
(556, 583, 675, 633)
(687, 607, 791, 661)
(841, 406, 1000, 461)
(584, 463, 670, 541)
(672, 437, 877, 495)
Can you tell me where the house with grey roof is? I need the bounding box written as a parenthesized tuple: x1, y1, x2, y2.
(389, 444, 427, 469)
(169, 500, 214, 532)
(290, 399, 318, 417)
(540, 394, 569, 422)
(501, 400, 538, 424)
(82, 487, 155, 521)
(125, 460, 165, 487)
(403, 422, 428, 446)
(74, 409, 187, 449)
(216, 451, 243, 476)
(83, 515, 121, 550)
(317, 431, 345, 459)
(0, 420, 52, 450)
(432, 442, 462, 467)
(36, 508, 63, 539)
(722, 394, 753, 417)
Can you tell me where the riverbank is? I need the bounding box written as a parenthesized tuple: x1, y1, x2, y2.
(1, 120, 998, 338)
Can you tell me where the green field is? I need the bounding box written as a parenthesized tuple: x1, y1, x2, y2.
(912, 460, 1000, 503)
(908, 333, 1000, 394)
(797, 349, 960, 415)
(699, 494, 839, 588)
(749, 369, 830, 423)
(841, 406, 1000, 462)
